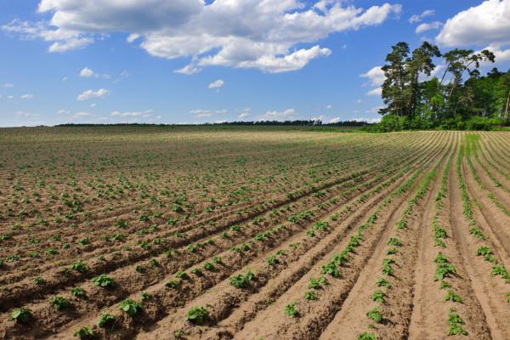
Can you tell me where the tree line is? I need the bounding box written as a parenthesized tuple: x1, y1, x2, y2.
(374, 41, 510, 131)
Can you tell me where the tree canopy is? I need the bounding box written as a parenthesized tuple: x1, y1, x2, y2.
(375, 41, 509, 131)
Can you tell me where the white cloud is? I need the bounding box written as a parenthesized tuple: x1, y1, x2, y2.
(62, 76, 68, 81)
(7, 95, 14, 99)
(79, 67, 110, 79)
(208, 79, 224, 89)
(1, 83, 14, 88)
(361, 66, 384, 86)
(111, 110, 153, 117)
(77, 88, 109, 101)
(365, 106, 384, 114)
(329, 117, 342, 123)
(15, 111, 33, 117)
(409, 9, 435, 23)
(238, 112, 250, 119)
(478, 44, 510, 64)
(416, 21, 443, 34)
(436, 0, 510, 47)
(174, 63, 201, 75)
(191, 109, 227, 118)
(4, 1, 402, 73)
(57, 109, 69, 114)
(21, 94, 34, 99)
(258, 108, 296, 121)
(326, 104, 333, 109)
(72, 111, 92, 119)
(79, 67, 94, 77)
(366, 88, 382, 96)
(90, 103, 97, 108)
(353, 117, 381, 123)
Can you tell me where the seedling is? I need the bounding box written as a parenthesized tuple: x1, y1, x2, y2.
(366, 307, 382, 323)
(445, 290, 463, 303)
(191, 268, 203, 276)
(304, 291, 317, 300)
(72, 260, 88, 273)
(371, 290, 386, 303)
(322, 261, 340, 278)
(119, 299, 142, 317)
(203, 262, 215, 271)
(165, 280, 180, 289)
(98, 313, 117, 328)
(10, 307, 32, 324)
(376, 278, 392, 289)
(92, 274, 116, 288)
(186, 306, 210, 325)
(230, 271, 256, 289)
(74, 327, 94, 339)
(71, 287, 86, 298)
(284, 303, 299, 317)
(51, 296, 69, 310)
(357, 332, 377, 340)
(387, 238, 402, 247)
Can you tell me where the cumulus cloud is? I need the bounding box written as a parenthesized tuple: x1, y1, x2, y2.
(208, 79, 224, 89)
(79, 67, 110, 79)
(79, 67, 94, 77)
(409, 9, 435, 23)
(326, 104, 333, 109)
(21, 94, 34, 99)
(77, 88, 109, 101)
(111, 110, 153, 117)
(361, 66, 384, 97)
(3, 0, 402, 73)
(258, 108, 296, 121)
(361, 66, 384, 86)
(436, 0, 510, 47)
(366, 88, 382, 96)
(416, 21, 443, 34)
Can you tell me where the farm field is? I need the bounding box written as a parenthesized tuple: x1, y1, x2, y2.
(0, 126, 509, 340)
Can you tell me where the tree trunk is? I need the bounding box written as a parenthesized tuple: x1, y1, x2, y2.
(505, 90, 510, 125)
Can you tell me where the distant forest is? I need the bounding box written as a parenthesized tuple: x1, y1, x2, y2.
(372, 41, 510, 131)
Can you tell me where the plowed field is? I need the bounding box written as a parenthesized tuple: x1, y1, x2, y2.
(0, 127, 509, 340)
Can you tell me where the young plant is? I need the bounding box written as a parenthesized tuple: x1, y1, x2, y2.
(357, 332, 377, 340)
(186, 306, 210, 325)
(92, 274, 116, 288)
(445, 290, 463, 303)
(284, 303, 299, 317)
(10, 307, 32, 324)
(371, 290, 386, 303)
(98, 313, 117, 328)
(74, 327, 94, 339)
(71, 287, 86, 298)
(366, 307, 383, 323)
(229, 271, 256, 289)
(304, 291, 318, 300)
(119, 299, 142, 317)
(51, 296, 69, 310)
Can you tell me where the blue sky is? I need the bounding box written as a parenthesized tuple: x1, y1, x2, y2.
(1, 0, 509, 127)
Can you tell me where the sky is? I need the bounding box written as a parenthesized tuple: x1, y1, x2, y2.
(1, 0, 510, 127)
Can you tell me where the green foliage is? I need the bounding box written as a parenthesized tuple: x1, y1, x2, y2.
(98, 313, 117, 328)
(51, 296, 69, 310)
(74, 327, 94, 339)
(371, 290, 386, 303)
(304, 291, 317, 300)
(284, 303, 299, 317)
(92, 274, 115, 288)
(230, 271, 256, 289)
(119, 299, 142, 317)
(366, 307, 383, 323)
(445, 290, 463, 303)
(10, 307, 32, 324)
(186, 306, 210, 325)
(357, 332, 377, 340)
